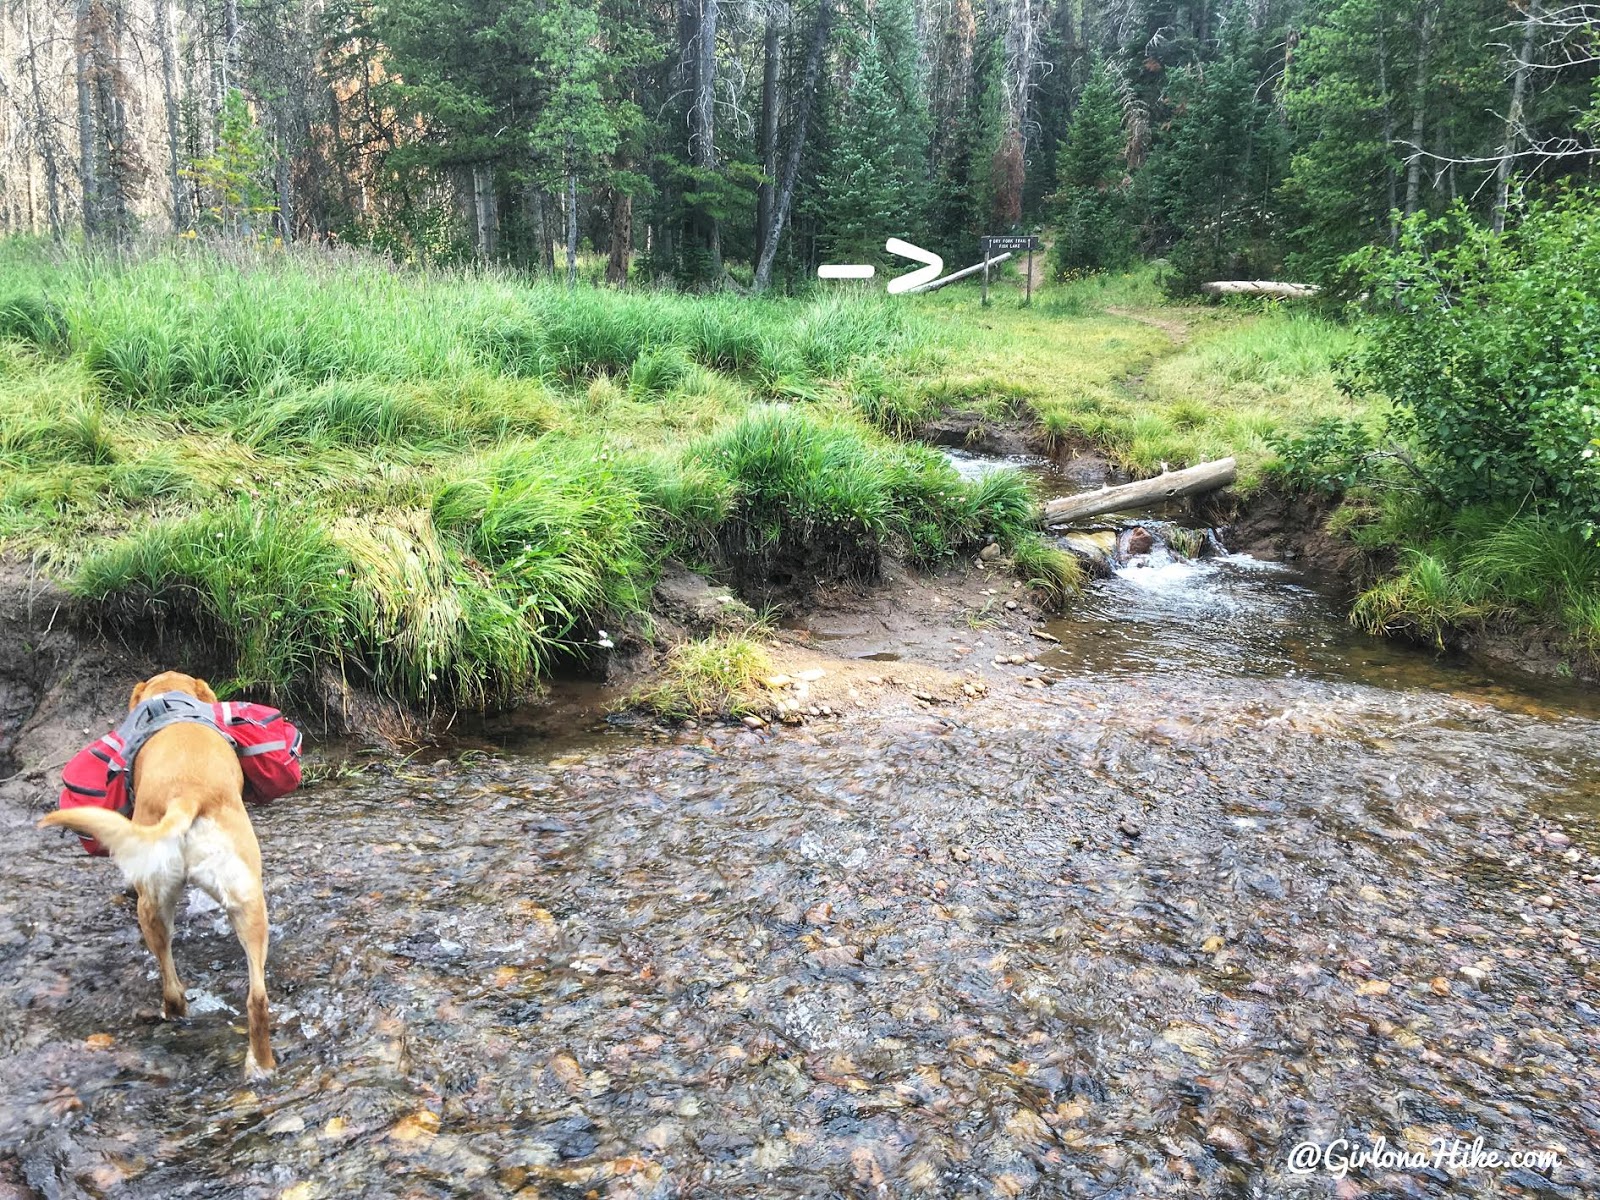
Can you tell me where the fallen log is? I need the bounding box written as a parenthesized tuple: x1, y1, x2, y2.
(908, 252, 1013, 294)
(1200, 280, 1320, 299)
(1042, 457, 1236, 526)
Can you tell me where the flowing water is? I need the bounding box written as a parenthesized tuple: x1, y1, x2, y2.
(3, 465, 1599, 1198)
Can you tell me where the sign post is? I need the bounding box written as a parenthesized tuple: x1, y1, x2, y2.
(980, 235, 1041, 307)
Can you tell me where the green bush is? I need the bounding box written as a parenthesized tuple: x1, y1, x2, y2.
(1348, 194, 1600, 535)
(1266, 416, 1375, 493)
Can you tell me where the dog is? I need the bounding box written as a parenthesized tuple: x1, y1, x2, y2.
(40, 671, 275, 1078)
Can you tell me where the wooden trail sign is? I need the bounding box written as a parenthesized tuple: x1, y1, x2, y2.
(980, 234, 1041, 306)
(982, 235, 1040, 253)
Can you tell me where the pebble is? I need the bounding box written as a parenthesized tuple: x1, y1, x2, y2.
(979, 543, 1002, 561)
(741, 715, 766, 729)
(1118, 816, 1143, 839)
(1204, 1125, 1250, 1159)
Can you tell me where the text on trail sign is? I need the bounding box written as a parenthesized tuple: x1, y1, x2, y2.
(982, 235, 1040, 253)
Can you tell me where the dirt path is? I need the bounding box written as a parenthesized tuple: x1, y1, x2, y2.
(1105, 304, 1194, 346)
(1026, 241, 1049, 293)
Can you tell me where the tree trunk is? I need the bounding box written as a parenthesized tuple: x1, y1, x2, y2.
(1376, 3, 1398, 241)
(564, 155, 579, 287)
(531, 186, 555, 273)
(1404, 0, 1434, 217)
(472, 162, 497, 260)
(755, 2, 781, 263)
(96, 0, 133, 241)
(23, 2, 64, 237)
(909, 251, 1011, 292)
(753, 0, 830, 293)
(1199, 280, 1320, 298)
(152, 0, 185, 230)
(686, 0, 722, 281)
(222, 0, 240, 95)
(276, 149, 294, 240)
(75, 0, 99, 237)
(1492, 0, 1540, 232)
(606, 188, 632, 285)
(1041, 459, 1238, 526)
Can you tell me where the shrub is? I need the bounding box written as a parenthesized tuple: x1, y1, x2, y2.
(1347, 194, 1600, 535)
(1266, 417, 1375, 493)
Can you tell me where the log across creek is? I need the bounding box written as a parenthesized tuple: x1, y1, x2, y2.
(1040, 457, 1237, 526)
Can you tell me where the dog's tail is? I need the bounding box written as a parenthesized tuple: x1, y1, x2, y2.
(40, 795, 199, 887)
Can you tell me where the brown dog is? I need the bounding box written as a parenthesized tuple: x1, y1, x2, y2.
(40, 671, 275, 1078)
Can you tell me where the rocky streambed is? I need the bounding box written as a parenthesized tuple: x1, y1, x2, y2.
(2, 462, 1599, 1198)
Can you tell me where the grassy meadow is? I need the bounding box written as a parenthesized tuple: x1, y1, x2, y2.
(18, 237, 1526, 712)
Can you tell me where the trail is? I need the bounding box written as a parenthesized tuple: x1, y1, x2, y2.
(1105, 304, 1194, 346)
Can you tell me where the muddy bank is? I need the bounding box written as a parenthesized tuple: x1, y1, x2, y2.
(0, 563, 153, 788)
(1215, 487, 1370, 592)
(1219, 489, 1600, 688)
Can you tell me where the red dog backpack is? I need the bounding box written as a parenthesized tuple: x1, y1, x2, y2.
(58, 701, 302, 857)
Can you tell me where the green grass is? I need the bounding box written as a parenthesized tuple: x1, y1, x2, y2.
(1349, 506, 1600, 655)
(631, 633, 773, 720)
(895, 276, 1361, 490)
(23, 237, 1553, 704)
(0, 239, 1050, 709)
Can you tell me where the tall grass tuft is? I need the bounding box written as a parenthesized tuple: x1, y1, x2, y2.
(631, 633, 773, 719)
(690, 406, 1042, 599)
(73, 501, 363, 697)
(1012, 535, 1085, 608)
(238, 379, 455, 450)
(431, 438, 654, 645)
(1351, 508, 1600, 654)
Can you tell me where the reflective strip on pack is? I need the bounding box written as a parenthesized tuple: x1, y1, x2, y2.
(237, 739, 287, 757)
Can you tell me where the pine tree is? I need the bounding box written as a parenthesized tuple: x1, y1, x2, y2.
(1050, 61, 1133, 274)
(530, 0, 622, 285)
(184, 88, 276, 238)
(1143, 9, 1291, 292)
(818, 14, 929, 265)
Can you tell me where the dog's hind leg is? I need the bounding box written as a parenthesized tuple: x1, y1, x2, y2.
(137, 879, 187, 1018)
(228, 886, 275, 1079)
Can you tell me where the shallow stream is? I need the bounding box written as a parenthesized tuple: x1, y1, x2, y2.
(2, 461, 1598, 1198)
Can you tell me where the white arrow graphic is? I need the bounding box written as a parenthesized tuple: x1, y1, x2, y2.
(885, 238, 943, 294)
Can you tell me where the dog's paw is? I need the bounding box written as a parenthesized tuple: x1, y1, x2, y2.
(244, 1051, 276, 1081)
(162, 996, 189, 1020)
